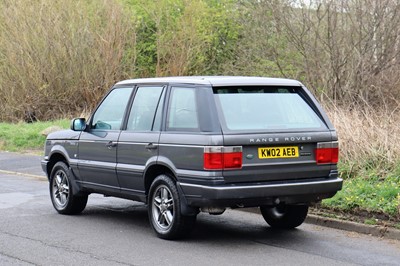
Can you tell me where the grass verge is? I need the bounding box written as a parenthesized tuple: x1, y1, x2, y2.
(0, 120, 70, 153)
(322, 105, 400, 225)
(319, 162, 400, 225)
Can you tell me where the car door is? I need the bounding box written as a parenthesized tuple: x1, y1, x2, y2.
(78, 87, 134, 192)
(117, 86, 165, 197)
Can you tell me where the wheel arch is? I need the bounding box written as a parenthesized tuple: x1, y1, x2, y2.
(46, 148, 84, 197)
(144, 164, 175, 196)
(47, 152, 68, 177)
(144, 162, 199, 216)
(46, 144, 74, 175)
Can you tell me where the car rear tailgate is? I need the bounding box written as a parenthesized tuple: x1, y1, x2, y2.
(221, 131, 337, 183)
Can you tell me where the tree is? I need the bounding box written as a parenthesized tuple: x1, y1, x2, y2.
(0, 0, 135, 121)
(126, 0, 239, 76)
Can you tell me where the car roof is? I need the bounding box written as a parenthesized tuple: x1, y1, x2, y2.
(115, 76, 302, 87)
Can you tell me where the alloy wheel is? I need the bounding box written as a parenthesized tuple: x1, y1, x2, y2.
(152, 185, 174, 230)
(52, 170, 70, 208)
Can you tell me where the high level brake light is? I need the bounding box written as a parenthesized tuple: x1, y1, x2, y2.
(315, 141, 339, 165)
(204, 146, 243, 170)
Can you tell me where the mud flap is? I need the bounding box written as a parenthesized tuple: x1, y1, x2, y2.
(177, 182, 199, 216)
(68, 166, 85, 196)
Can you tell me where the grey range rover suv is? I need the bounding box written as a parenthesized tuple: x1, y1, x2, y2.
(41, 76, 342, 239)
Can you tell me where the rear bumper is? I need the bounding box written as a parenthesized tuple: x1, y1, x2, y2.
(179, 177, 343, 208)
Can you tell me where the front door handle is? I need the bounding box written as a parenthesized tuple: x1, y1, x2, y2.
(145, 143, 158, 150)
(106, 141, 117, 149)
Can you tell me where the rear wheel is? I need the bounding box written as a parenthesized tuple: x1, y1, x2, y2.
(260, 204, 308, 229)
(49, 161, 88, 215)
(148, 174, 196, 240)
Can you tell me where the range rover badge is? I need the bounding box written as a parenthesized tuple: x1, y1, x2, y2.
(246, 154, 254, 159)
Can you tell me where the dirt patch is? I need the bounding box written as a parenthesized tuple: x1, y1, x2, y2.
(310, 205, 400, 229)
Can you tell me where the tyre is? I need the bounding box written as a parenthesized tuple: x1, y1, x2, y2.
(260, 204, 309, 229)
(49, 161, 88, 215)
(148, 174, 196, 240)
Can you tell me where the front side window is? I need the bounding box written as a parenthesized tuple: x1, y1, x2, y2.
(91, 88, 133, 130)
(214, 86, 326, 131)
(127, 86, 164, 131)
(167, 87, 199, 131)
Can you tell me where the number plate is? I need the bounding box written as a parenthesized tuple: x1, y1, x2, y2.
(258, 146, 299, 159)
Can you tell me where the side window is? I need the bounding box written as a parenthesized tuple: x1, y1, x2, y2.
(91, 88, 133, 130)
(127, 86, 164, 131)
(167, 87, 199, 131)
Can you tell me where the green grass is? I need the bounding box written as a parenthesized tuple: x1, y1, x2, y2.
(322, 164, 400, 217)
(364, 218, 378, 225)
(0, 120, 70, 153)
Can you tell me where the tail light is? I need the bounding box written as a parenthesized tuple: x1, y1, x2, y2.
(204, 146, 242, 170)
(315, 141, 339, 165)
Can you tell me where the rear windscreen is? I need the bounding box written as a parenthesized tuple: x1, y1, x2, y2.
(213, 86, 326, 131)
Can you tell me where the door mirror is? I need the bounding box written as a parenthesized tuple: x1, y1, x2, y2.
(71, 118, 87, 131)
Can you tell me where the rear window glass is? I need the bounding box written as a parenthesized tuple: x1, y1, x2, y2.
(213, 86, 326, 131)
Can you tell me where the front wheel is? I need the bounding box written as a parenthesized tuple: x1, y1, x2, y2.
(148, 175, 196, 240)
(49, 161, 88, 215)
(260, 204, 309, 229)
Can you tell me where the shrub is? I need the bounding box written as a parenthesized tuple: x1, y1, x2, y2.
(0, 0, 136, 121)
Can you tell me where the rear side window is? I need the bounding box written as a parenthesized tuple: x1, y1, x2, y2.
(167, 87, 199, 131)
(213, 86, 326, 131)
(127, 86, 164, 131)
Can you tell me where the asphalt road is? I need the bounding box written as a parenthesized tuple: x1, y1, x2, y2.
(0, 152, 399, 266)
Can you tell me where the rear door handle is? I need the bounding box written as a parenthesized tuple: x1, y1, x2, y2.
(145, 143, 158, 150)
(106, 141, 117, 149)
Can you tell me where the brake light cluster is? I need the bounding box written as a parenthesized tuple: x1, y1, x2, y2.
(204, 146, 243, 170)
(315, 141, 339, 165)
